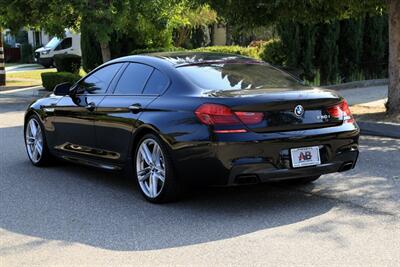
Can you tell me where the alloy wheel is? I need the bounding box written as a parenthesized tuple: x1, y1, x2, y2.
(25, 118, 43, 164)
(136, 138, 166, 198)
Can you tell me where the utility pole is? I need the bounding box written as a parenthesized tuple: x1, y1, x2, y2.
(0, 28, 5, 86)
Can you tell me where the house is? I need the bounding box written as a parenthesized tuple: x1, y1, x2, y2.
(3, 29, 51, 48)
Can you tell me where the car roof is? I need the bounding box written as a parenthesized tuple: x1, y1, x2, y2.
(110, 52, 262, 68)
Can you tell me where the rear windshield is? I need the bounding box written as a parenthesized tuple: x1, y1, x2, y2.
(177, 63, 308, 91)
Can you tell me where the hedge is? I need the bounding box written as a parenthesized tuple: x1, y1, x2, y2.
(54, 54, 82, 74)
(193, 45, 262, 59)
(41, 72, 81, 91)
(131, 46, 263, 59)
(130, 47, 186, 55)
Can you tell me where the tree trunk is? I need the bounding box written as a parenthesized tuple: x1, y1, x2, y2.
(100, 41, 111, 63)
(0, 29, 5, 86)
(387, 0, 400, 115)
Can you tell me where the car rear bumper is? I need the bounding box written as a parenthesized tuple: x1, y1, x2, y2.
(171, 124, 360, 186)
(228, 149, 358, 185)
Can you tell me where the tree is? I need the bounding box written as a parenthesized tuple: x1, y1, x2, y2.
(0, 0, 192, 62)
(169, 2, 217, 47)
(205, 0, 400, 115)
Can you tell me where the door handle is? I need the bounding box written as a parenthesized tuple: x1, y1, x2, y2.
(86, 102, 96, 111)
(128, 103, 142, 113)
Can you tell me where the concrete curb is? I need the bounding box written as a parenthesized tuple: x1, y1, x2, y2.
(358, 121, 400, 139)
(325, 79, 388, 90)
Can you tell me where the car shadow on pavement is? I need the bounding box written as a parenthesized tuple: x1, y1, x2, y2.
(8, 126, 400, 252)
(0, 126, 338, 252)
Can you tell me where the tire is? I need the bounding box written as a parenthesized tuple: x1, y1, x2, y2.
(24, 114, 53, 166)
(133, 133, 182, 203)
(283, 175, 321, 185)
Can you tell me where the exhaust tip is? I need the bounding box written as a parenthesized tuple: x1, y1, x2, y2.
(339, 162, 354, 172)
(234, 174, 260, 185)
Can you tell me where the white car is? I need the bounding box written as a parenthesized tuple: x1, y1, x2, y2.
(34, 31, 81, 68)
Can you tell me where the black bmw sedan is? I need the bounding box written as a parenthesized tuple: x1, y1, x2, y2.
(24, 52, 359, 203)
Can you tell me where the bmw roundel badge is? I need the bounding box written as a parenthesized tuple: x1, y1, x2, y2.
(294, 105, 305, 117)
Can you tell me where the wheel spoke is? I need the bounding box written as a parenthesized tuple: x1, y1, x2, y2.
(152, 145, 161, 166)
(29, 120, 37, 137)
(150, 173, 158, 197)
(35, 126, 42, 139)
(35, 142, 43, 156)
(138, 168, 151, 182)
(154, 171, 165, 183)
(140, 144, 153, 165)
(32, 146, 39, 160)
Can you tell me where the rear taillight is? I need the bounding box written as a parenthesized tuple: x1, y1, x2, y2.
(234, 111, 264, 125)
(327, 100, 354, 123)
(195, 103, 263, 133)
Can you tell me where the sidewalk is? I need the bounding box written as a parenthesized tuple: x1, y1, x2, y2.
(5, 64, 46, 73)
(336, 85, 387, 106)
(333, 85, 399, 139)
(0, 86, 49, 98)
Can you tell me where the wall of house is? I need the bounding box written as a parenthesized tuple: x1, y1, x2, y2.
(212, 24, 227, 46)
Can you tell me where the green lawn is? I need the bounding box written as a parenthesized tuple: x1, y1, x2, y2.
(3, 68, 86, 88)
(5, 69, 56, 88)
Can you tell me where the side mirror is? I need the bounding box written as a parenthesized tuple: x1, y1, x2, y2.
(54, 82, 71, 96)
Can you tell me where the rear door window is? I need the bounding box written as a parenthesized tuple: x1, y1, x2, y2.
(143, 69, 169, 95)
(114, 63, 153, 95)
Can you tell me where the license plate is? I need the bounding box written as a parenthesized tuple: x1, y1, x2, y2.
(291, 146, 321, 168)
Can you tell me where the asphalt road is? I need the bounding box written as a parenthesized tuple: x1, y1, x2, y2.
(1, 96, 399, 266)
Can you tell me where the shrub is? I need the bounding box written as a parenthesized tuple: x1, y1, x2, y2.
(131, 47, 185, 55)
(130, 45, 263, 60)
(41, 72, 81, 91)
(260, 39, 286, 66)
(194, 45, 261, 59)
(54, 54, 82, 74)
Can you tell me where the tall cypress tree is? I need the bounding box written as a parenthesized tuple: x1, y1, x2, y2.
(362, 14, 388, 79)
(81, 17, 103, 73)
(316, 21, 340, 85)
(338, 18, 364, 82)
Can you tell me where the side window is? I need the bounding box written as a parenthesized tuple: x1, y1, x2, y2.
(114, 63, 153, 95)
(78, 63, 123, 94)
(55, 37, 72, 50)
(143, 69, 169, 95)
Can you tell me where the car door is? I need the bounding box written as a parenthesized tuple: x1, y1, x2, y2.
(52, 63, 124, 157)
(95, 63, 170, 164)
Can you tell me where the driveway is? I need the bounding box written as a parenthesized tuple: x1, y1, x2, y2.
(0, 95, 399, 266)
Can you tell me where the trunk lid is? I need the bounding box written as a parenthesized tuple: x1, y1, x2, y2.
(203, 87, 344, 133)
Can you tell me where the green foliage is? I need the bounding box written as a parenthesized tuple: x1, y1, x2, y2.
(81, 18, 103, 73)
(338, 18, 364, 82)
(131, 47, 185, 55)
(41, 72, 81, 91)
(53, 54, 81, 74)
(19, 43, 33, 63)
(131, 45, 264, 60)
(194, 46, 262, 59)
(205, 0, 386, 27)
(362, 14, 388, 79)
(171, 3, 217, 47)
(260, 40, 286, 66)
(316, 21, 340, 85)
